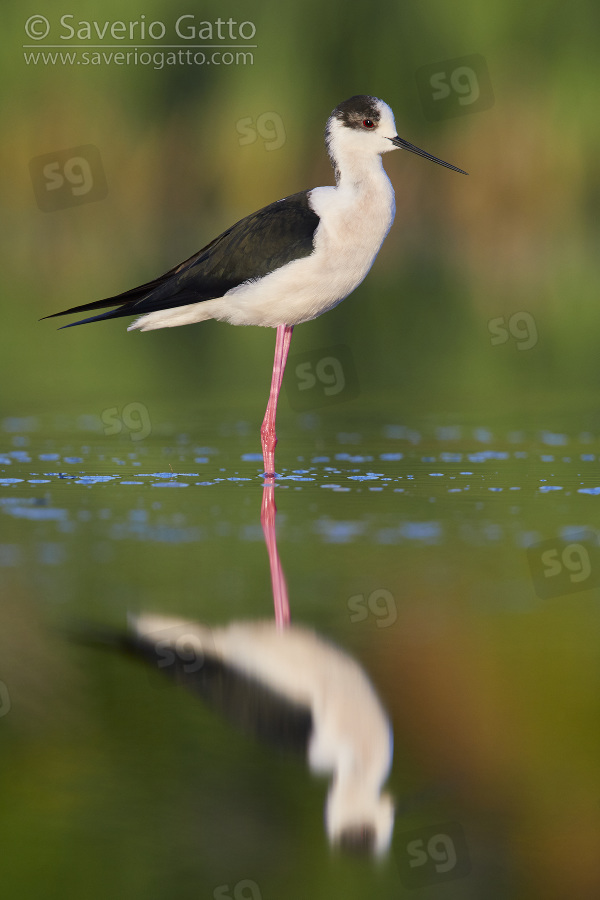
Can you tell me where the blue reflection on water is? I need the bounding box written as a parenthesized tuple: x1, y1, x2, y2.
(1, 420, 599, 567)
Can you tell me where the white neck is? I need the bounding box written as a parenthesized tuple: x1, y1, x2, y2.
(333, 148, 389, 191)
(324, 136, 396, 237)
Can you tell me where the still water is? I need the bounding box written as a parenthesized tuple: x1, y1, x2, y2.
(1, 404, 599, 898)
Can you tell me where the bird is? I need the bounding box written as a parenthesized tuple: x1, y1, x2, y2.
(45, 95, 467, 475)
(85, 612, 395, 856)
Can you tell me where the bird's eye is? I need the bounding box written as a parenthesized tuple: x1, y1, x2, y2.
(362, 119, 375, 128)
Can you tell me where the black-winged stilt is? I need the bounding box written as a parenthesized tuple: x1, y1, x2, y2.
(45, 95, 466, 475)
(108, 613, 395, 855)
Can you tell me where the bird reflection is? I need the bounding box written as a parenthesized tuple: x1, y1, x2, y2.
(122, 613, 395, 855)
(260, 475, 290, 628)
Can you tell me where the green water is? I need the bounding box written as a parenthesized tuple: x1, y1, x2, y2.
(1, 399, 599, 899)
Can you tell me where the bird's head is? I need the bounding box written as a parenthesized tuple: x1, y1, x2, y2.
(326, 784, 395, 857)
(326, 95, 467, 175)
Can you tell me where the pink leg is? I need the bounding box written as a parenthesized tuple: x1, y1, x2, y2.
(260, 475, 290, 628)
(261, 324, 294, 477)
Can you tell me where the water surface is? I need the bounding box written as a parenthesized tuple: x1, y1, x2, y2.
(1, 406, 599, 898)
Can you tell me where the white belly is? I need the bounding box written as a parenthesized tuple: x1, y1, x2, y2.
(130, 176, 395, 332)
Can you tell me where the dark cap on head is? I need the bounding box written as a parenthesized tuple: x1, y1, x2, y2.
(337, 823, 377, 855)
(331, 95, 381, 129)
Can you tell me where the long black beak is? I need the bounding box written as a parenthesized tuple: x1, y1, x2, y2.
(390, 136, 467, 175)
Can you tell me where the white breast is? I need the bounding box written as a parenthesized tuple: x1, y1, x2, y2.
(214, 174, 395, 328)
(131, 167, 395, 332)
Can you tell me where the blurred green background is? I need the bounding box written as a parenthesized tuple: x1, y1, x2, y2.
(3, 0, 599, 420)
(2, 1, 600, 898)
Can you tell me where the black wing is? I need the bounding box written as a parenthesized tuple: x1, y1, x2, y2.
(44, 191, 320, 327)
(76, 621, 314, 756)
(133, 631, 314, 756)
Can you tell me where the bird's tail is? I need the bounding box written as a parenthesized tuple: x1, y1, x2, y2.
(40, 277, 170, 327)
(67, 614, 214, 682)
(40, 264, 203, 329)
(65, 617, 138, 655)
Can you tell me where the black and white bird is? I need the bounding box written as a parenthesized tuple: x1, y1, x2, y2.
(103, 613, 395, 856)
(46, 95, 466, 474)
